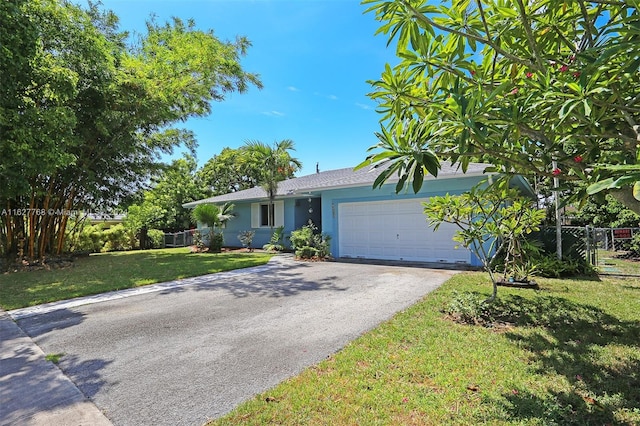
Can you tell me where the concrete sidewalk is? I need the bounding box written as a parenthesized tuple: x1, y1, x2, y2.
(0, 309, 112, 426)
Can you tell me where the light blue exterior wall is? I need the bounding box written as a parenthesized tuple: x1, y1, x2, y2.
(208, 175, 485, 266)
(216, 198, 317, 249)
(320, 175, 486, 267)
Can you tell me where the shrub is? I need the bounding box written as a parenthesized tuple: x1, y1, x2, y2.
(296, 246, 319, 259)
(532, 254, 596, 278)
(238, 230, 255, 251)
(290, 222, 331, 259)
(147, 229, 164, 249)
(193, 230, 207, 252)
(263, 226, 286, 252)
(443, 291, 491, 325)
(102, 224, 131, 252)
(75, 223, 105, 253)
(209, 232, 224, 253)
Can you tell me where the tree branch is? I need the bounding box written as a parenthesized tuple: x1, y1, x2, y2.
(400, 0, 540, 70)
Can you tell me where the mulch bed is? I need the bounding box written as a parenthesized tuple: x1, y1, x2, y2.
(496, 280, 539, 289)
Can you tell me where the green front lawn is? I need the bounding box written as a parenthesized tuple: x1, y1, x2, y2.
(598, 250, 640, 276)
(0, 248, 273, 310)
(211, 272, 640, 425)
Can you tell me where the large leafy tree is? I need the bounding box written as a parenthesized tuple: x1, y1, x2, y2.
(0, 0, 261, 259)
(127, 154, 207, 232)
(359, 0, 640, 212)
(242, 140, 301, 229)
(198, 147, 265, 195)
(571, 194, 640, 228)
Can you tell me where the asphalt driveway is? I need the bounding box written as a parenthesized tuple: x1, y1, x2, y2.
(13, 256, 456, 426)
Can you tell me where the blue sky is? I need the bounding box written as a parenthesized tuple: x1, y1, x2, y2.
(99, 0, 399, 176)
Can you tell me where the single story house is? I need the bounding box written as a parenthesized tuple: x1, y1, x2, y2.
(183, 162, 534, 267)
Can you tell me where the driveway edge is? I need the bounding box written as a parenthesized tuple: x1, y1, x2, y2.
(0, 309, 112, 426)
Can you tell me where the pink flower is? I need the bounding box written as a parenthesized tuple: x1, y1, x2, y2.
(552, 168, 562, 176)
(512, 389, 519, 395)
(573, 72, 581, 78)
(574, 155, 583, 163)
(559, 65, 569, 72)
(510, 88, 519, 95)
(576, 374, 583, 381)
(526, 72, 533, 78)
(402, 397, 409, 403)
(470, 70, 476, 76)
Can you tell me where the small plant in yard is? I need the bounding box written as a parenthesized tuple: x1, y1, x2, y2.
(237, 230, 255, 251)
(45, 353, 64, 364)
(443, 291, 490, 325)
(532, 254, 596, 278)
(289, 222, 331, 260)
(424, 177, 546, 302)
(263, 226, 286, 252)
(192, 231, 208, 252)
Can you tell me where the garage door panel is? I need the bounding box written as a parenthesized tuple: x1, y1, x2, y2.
(338, 199, 470, 263)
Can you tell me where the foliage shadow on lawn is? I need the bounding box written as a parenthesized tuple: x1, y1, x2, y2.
(481, 294, 640, 425)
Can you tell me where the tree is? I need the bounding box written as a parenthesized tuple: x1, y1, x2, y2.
(127, 154, 207, 233)
(571, 194, 640, 228)
(0, 0, 262, 260)
(424, 180, 546, 302)
(191, 202, 235, 252)
(191, 203, 235, 229)
(359, 0, 640, 212)
(198, 147, 265, 195)
(242, 140, 301, 229)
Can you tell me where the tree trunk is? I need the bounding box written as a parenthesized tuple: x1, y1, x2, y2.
(55, 191, 75, 255)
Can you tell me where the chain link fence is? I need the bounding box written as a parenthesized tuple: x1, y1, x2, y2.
(164, 229, 196, 248)
(529, 226, 640, 277)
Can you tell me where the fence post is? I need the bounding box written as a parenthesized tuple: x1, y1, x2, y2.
(585, 226, 591, 265)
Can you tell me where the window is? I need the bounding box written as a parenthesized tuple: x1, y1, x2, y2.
(251, 201, 284, 228)
(260, 203, 275, 227)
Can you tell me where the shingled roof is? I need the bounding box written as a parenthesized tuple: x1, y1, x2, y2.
(183, 161, 491, 207)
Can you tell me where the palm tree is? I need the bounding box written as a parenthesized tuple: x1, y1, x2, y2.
(191, 202, 235, 251)
(242, 139, 301, 229)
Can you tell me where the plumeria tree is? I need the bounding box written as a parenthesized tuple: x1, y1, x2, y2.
(424, 179, 546, 302)
(359, 0, 640, 212)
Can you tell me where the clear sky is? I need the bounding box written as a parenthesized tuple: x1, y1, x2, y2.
(98, 0, 399, 176)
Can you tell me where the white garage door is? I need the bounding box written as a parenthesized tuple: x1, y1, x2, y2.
(338, 199, 470, 263)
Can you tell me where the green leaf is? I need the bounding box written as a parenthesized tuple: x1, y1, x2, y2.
(586, 178, 616, 195)
(634, 182, 640, 201)
(412, 166, 424, 193)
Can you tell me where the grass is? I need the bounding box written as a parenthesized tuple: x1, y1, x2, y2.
(598, 250, 640, 276)
(45, 353, 64, 364)
(210, 272, 640, 425)
(0, 247, 273, 310)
